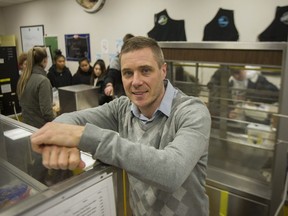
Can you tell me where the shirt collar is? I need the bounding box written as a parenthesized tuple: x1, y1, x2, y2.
(131, 79, 178, 121)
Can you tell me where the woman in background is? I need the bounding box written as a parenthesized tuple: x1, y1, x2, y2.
(18, 52, 28, 76)
(90, 59, 112, 105)
(72, 57, 93, 85)
(90, 59, 107, 88)
(47, 49, 72, 88)
(17, 46, 54, 128)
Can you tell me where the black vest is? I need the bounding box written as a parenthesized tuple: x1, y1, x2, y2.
(258, 6, 288, 41)
(148, 9, 187, 41)
(203, 8, 239, 41)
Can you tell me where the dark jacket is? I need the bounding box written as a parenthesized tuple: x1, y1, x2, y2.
(72, 66, 93, 85)
(104, 56, 125, 96)
(230, 74, 279, 104)
(93, 75, 113, 105)
(92, 76, 105, 93)
(19, 65, 54, 128)
(207, 68, 231, 116)
(47, 64, 72, 88)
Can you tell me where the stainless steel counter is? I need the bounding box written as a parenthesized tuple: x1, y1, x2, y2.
(58, 84, 99, 113)
(0, 114, 124, 216)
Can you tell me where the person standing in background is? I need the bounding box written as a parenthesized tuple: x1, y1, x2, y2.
(90, 59, 107, 88)
(228, 66, 279, 125)
(90, 59, 113, 105)
(18, 52, 28, 76)
(17, 46, 54, 128)
(229, 66, 279, 104)
(72, 57, 93, 85)
(47, 49, 72, 88)
(104, 33, 134, 97)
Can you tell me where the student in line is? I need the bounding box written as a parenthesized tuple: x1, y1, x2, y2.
(90, 59, 113, 105)
(47, 49, 72, 88)
(18, 52, 28, 76)
(72, 57, 93, 85)
(17, 46, 54, 128)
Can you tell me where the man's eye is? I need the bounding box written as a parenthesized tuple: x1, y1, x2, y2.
(123, 71, 133, 77)
(141, 68, 151, 74)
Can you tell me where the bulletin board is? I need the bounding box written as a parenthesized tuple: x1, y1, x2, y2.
(45, 36, 58, 59)
(65, 34, 91, 61)
(20, 25, 44, 52)
(45, 46, 53, 70)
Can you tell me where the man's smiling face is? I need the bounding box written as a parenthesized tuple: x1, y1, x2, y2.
(121, 47, 167, 118)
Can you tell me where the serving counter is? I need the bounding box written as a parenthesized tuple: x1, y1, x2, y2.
(159, 42, 288, 216)
(0, 114, 125, 216)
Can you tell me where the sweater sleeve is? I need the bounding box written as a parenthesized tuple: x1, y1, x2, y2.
(38, 79, 54, 122)
(53, 97, 122, 129)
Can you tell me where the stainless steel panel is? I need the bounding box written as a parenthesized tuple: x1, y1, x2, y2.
(207, 166, 270, 203)
(228, 192, 268, 216)
(158, 41, 287, 51)
(206, 185, 220, 216)
(206, 184, 268, 216)
(208, 135, 273, 185)
(58, 84, 99, 113)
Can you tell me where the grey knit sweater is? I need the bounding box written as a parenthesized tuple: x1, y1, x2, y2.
(19, 65, 54, 128)
(55, 89, 211, 216)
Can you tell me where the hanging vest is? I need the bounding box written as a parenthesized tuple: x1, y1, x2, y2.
(203, 8, 239, 41)
(148, 9, 187, 41)
(258, 6, 288, 41)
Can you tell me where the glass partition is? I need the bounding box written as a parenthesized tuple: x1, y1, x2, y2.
(160, 42, 288, 215)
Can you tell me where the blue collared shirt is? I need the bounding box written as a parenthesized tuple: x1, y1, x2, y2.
(131, 80, 178, 123)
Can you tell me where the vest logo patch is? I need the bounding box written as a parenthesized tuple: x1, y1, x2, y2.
(218, 16, 229, 28)
(280, 12, 288, 25)
(158, 15, 168, 25)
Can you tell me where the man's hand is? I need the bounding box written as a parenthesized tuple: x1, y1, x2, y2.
(42, 146, 85, 170)
(30, 122, 85, 154)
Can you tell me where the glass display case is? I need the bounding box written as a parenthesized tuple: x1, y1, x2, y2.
(0, 158, 46, 211)
(0, 114, 124, 216)
(159, 42, 288, 216)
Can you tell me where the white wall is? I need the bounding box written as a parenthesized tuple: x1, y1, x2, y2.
(1, 0, 288, 73)
(0, 9, 6, 34)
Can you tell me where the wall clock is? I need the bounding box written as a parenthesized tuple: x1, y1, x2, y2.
(76, 0, 105, 13)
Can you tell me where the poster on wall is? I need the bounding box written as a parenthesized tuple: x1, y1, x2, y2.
(20, 25, 44, 52)
(45, 46, 53, 71)
(64, 34, 91, 61)
(45, 36, 58, 59)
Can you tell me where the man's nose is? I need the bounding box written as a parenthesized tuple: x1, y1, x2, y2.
(132, 72, 143, 87)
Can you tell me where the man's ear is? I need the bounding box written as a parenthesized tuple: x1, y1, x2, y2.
(161, 63, 167, 79)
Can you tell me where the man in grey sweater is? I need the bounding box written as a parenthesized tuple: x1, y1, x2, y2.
(31, 36, 211, 216)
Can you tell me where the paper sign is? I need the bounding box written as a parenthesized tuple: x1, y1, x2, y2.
(4, 128, 32, 140)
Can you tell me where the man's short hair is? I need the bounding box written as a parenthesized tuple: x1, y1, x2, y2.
(120, 36, 165, 68)
(123, 33, 134, 43)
